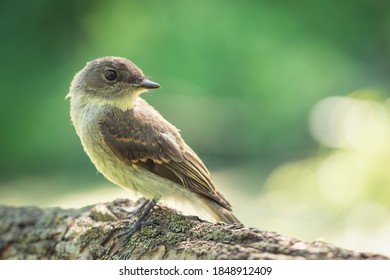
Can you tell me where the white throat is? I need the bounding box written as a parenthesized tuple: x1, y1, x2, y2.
(102, 87, 148, 111)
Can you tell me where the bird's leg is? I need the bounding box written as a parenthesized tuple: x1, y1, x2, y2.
(125, 198, 151, 217)
(116, 197, 159, 241)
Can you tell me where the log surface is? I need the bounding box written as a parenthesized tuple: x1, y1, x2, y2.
(0, 198, 387, 260)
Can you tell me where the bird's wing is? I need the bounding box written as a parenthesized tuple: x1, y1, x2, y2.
(99, 100, 232, 210)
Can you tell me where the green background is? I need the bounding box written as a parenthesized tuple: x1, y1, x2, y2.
(1, 0, 390, 255)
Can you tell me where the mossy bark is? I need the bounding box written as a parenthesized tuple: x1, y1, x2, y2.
(0, 198, 387, 260)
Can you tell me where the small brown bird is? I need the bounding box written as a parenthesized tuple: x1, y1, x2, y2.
(67, 56, 239, 233)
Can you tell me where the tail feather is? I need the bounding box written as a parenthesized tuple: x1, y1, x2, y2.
(201, 197, 241, 224)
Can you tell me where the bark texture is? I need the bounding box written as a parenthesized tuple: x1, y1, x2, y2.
(0, 198, 388, 260)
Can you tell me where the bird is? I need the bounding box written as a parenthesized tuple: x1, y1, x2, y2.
(66, 56, 240, 235)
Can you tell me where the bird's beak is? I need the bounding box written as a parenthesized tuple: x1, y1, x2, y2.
(130, 79, 160, 89)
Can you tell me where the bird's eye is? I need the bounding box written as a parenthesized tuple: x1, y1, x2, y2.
(104, 70, 117, 81)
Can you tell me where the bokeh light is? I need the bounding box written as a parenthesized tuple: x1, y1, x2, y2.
(253, 92, 390, 254)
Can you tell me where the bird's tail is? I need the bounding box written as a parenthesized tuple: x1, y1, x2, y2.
(201, 197, 241, 224)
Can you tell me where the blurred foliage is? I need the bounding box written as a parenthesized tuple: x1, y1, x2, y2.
(1, 0, 390, 254)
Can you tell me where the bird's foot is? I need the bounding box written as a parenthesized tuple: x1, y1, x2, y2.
(114, 198, 158, 244)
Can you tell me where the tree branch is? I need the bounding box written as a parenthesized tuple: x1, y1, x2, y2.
(0, 198, 387, 260)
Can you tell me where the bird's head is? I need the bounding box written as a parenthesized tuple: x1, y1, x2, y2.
(67, 56, 160, 110)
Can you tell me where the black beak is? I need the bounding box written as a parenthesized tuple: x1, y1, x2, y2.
(130, 79, 160, 89)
